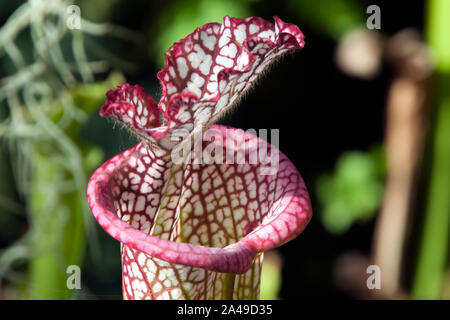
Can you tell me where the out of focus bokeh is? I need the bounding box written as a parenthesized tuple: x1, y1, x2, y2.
(0, 0, 449, 300)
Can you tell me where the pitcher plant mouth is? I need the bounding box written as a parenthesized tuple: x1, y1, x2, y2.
(87, 16, 311, 300)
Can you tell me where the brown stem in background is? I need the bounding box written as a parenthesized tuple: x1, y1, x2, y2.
(334, 29, 433, 299)
(372, 29, 432, 298)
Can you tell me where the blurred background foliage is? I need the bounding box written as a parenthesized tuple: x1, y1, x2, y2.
(0, 0, 448, 300)
(316, 147, 385, 234)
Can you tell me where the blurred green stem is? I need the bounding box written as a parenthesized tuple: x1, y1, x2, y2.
(412, 0, 450, 299)
(28, 151, 86, 300)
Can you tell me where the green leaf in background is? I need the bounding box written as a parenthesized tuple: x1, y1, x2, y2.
(260, 251, 282, 300)
(413, 0, 450, 299)
(288, 0, 364, 40)
(152, 0, 253, 67)
(316, 146, 385, 234)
